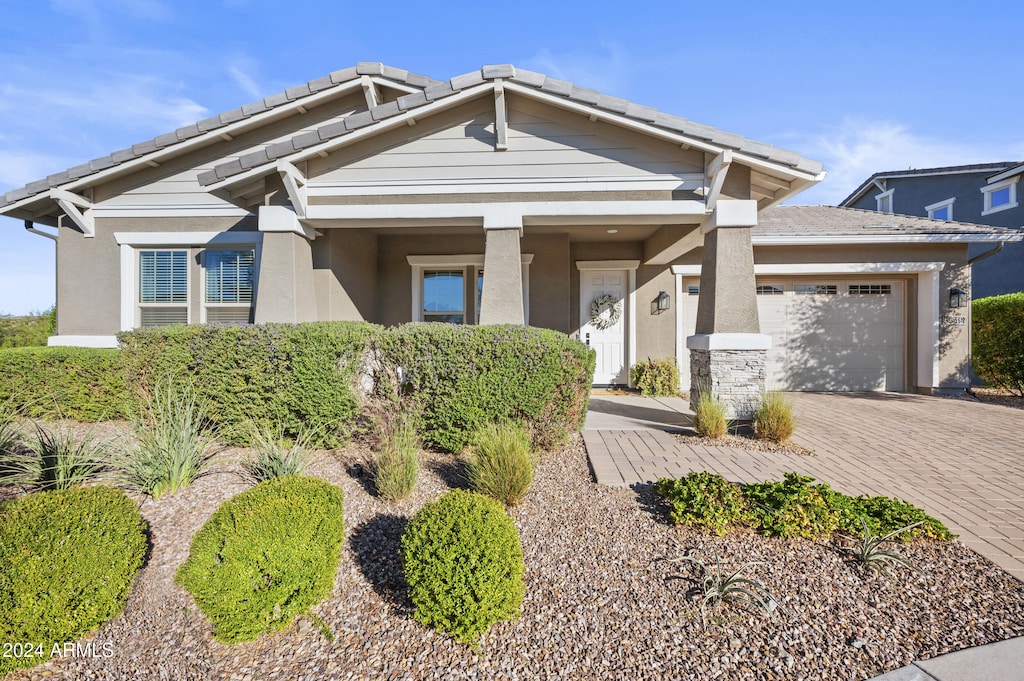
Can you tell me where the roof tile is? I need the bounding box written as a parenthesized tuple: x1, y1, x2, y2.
(449, 70, 485, 90)
(241, 100, 268, 117)
(624, 102, 659, 122)
(596, 94, 629, 114)
(263, 91, 289, 108)
(196, 169, 218, 186)
(88, 156, 116, 172)
(197, 115, 224, 132)
(307, 75, 335, 93)
(238, 149, 271, 169)
(317, 120, 348, 140)
(46, 171, 70, 186)
(510, 69, 545, 87)
(424, 82, 456, 101)
(404, 72, 434, 88)
(110, 148, 136, 164)
(653, 112, 690, 132)
(371, 100, 401, 121)
(396, 91, 428, 111)
(540, 77, 572, 97)
(175, 123, 202, 141)
(330, 66, 359, 84)
(291, 131, 321, 149)
(67, 163, 93, 180)
(133, 139, 160, 155)
(218, 108, 246, 125)
(153, 132, 179, 148)
(285, 84, 311, 100)
(344, 110, 374, 130)
(381, 65, 409, 81)
(482, 64, 515, 79)
(26, 179, 50, 194)
(570, 86, 601, 105)
(214, 159, 243, 180)
(266, 140, 296, 159)
(356, 62, 384, 76)
(6, 187, 31, 203)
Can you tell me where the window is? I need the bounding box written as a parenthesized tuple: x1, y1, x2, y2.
(408, 254, 532, 325)
(875, 189, 894, 214)
(756, 284, 785, 295)
(925, 198, 955, 221)
(422, 269, 466, 323)
(205, 249, 255, 323)
(981, 177, 1019, 215)
(848, 284, 892, 295)
(687, 285, 700, 296)
(139, 250, 188, 328)
(795, 284, 838, 295)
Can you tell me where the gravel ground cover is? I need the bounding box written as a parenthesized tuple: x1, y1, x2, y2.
(5, 428, 1024, 681)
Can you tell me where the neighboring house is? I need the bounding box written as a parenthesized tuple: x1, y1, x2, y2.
(1, 63, 1020, 404)
(840, 162, 1024, 298)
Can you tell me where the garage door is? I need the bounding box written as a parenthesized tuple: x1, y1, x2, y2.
(682, 279, 905, 391)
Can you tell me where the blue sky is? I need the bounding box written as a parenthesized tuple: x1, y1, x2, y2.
(1, 0, 1022, 314)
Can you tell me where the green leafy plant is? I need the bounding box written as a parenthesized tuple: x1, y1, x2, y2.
(401, 489, 525, 645)
(972, 293, 1024, 396)
(1, 424, 106, 491)
(691, 385, 729, 439)
(849, 495, 952, 541)
(0, 346, 127, 422)
(631, 358, 680, 397)
(372, 410, 420, 502)
(242, 422, 319, 483)
(0, 486, 147, 675)
(742, 472, 841, 539)
(110, 379, 217, 498)
(753, 391, 795, 443)
(663, 546, 791, 620)
(176, 475, 346, 644)
(654, 472, 747, 536)
(466, 421, 536, 507)
(852, 516, 925, 577)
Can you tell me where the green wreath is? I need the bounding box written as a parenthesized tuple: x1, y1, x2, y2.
(590, 294, 622, 330)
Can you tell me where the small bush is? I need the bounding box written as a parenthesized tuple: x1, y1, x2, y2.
(466, 422, 535, 507)
(176, 475, 346, 643)
(242, 423, 319, 483)
(742, 472, 842, 539)
(110, 379, 216, 498)
(753, 392, 795, 443)
(653, 472, 747, 536)
(0, 347, 127, 421)
(0, 486, 147, 675)
(0, 308, 54, 348)
(973, 293, 1024, 396)
(401, 490, 525, 645)
(630, 358, 680, 397)
(691, 387, 728, 439)
(373, 411, 420, 502)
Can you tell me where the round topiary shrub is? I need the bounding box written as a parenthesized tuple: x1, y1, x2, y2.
(176, 475, 345, 643)
(401, 489, 525, 644)
(0, 486, 147, 675)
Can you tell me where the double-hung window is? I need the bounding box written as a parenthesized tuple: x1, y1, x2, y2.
(138, 250, 188, 328)
(204, 248, 255, 323)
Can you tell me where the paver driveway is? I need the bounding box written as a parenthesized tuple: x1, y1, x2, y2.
(583, 392, 1024, 580)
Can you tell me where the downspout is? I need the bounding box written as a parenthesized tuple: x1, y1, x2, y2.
(967, 241, 1004, 265)
(25, 220, 58, 241)
(963, 240, 1006, 396)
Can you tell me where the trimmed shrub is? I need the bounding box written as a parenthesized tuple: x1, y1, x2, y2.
(653, 472, 746, 536)
(119, 322, 380, 446)
(973, 293, 1024, 396)
(466, 421, 535, 507)
(373, 411, 420, 502)
(176, 475, 345, 643)
(0, 486, 147, 675)
(376, 324, 594, 452)
(630, 358, 680, 397)
(753, 392, 795, 443)
(401, 490, 525, 645)
(0, 347, 127, 421)
(691, 388, 728, 439)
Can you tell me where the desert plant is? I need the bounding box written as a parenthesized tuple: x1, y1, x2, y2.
(0, 486, 147, 675)
(242, 422, 319, 483)
(691, 386, 729, 439)
(753, 391, 795, 443)
(852, 516, 925, 577)
(973, 293, 1024, 396)
(1, 424, 105, 491)
(110, 379, 216, 498)
(654, 472, 747, 536)
(0, 394, 21, 457)
(466, 421, 536, 507)
(663, 546, 790, 620)
(176, 475, 346, 644)
(372, 411, 420, 502)
(631, 358, 680, 397)
(401, 489, 525, 645)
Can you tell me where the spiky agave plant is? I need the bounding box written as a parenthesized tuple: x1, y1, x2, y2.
(663, 546, 792, 620)
(853, 516, 925, 578)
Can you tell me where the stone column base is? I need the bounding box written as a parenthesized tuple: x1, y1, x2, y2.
(686, 333, 771, 420)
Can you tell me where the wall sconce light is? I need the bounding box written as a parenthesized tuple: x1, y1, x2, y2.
(949, 288, 967, 308)
(651, 291, 671, 314)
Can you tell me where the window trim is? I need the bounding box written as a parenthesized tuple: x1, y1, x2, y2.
(875, 188, 895, 214)
(981, 177, 1019, 216)
(407, 254, 533, 324)
(925, 197, 955, 221)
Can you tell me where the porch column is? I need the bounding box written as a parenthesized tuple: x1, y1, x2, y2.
(686, 200, 770, 419)
(254, 205, 318, 324)
(478, 214, 524, 325)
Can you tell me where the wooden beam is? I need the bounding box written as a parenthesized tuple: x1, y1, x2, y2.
(49, 188, 92, 209)
(642, 224, 703, 265)
(704, 150, 733, 212)
(494, 80, 508, 151)
(276, 160, 307, 219)
(361, 75, 379, 109)
(54, 198, 94, 237)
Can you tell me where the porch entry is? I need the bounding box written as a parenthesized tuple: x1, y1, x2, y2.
(580, 269, 628, 386)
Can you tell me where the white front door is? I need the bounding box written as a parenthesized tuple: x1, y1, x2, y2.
(580, 270, 628, 385)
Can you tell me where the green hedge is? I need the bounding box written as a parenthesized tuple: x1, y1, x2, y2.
(376, 324, 594, 452)
(118, 323, 380, 446)
(0, 347, 127, 421)
(630, 358, 680, 397)
(401, 489, 524, 645)
(0, 486, 147, 675)
(176, 475, 346, 643)
(973, 293, 1024, 396)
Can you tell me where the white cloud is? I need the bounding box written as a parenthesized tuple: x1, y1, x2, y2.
(787, 117, 1024, 205)
(226, 54, 265, 100)
(523, 43, 630, 94)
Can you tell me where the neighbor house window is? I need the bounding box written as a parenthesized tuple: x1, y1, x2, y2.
(422, 269, 466, 324)
(875, 189, 894, 214)
(926, 198, 955, 221)
(139, 250, 188, 328)
(756, 284, 785, 295)
(795, 284, 838, 295)
(981, 178, 1018, 215)
(204, 248, 255, 323)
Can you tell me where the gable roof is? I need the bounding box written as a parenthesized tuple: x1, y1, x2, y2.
(756, 205, 1024, 243)
(0, 62, 440, 210)
(838, 162, 1022, 207)
(197, 64, 824, 191)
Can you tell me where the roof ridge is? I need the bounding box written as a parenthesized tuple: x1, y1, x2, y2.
(764, 203, 1024, 235)
(1, 62, 440, 207)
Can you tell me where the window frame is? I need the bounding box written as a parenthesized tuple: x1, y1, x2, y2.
(925, 197, 955, 221)
(875, 188, 895, 214)
(407, 254, 533, 325)
(421, 268, 468, 324)
(201, 246, 259, 324)
(981, 177, 1019, 216)
(137, 249, 190, 328)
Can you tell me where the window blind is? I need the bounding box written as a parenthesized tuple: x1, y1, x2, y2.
(139, 251, 187, 304)
(206, 250, 254, 304)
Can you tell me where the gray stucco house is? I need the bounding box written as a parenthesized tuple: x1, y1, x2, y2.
(2, 63, 1020, 413)
(840, 162, 1024, 298)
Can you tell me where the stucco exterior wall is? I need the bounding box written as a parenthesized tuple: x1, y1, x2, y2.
(312, 230, 379, 321)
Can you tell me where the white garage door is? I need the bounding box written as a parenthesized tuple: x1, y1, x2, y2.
(682, 279, 905, 391)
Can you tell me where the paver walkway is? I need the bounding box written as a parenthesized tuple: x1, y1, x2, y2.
(583, 392, 1024, 580)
